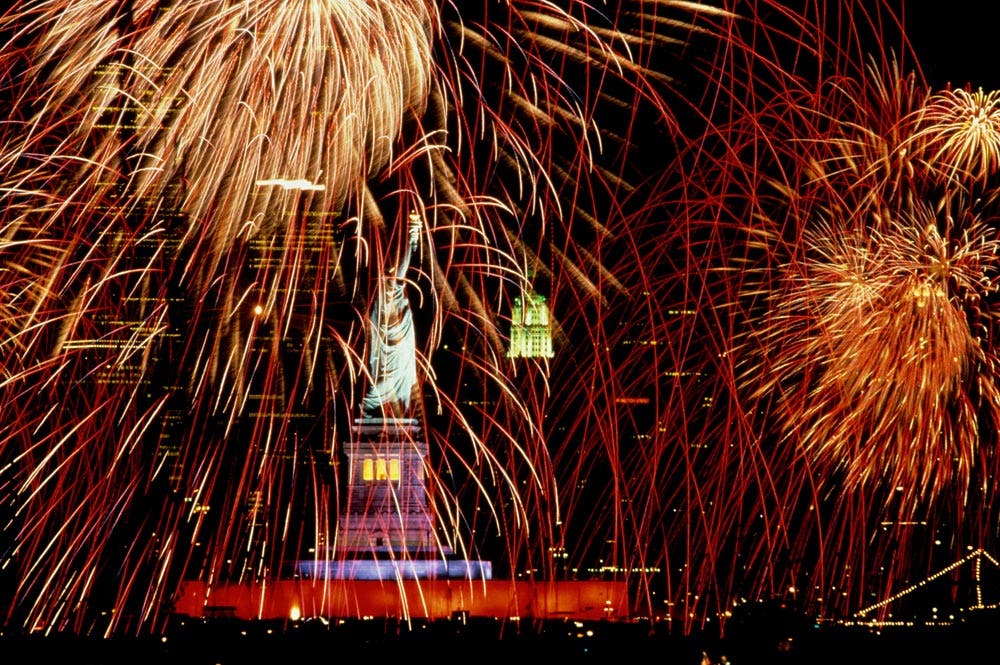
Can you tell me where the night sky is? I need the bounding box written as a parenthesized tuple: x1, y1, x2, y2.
(905, 4, 999, 91)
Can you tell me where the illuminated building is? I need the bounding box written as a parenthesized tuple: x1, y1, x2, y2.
(508, 292, 554, 359)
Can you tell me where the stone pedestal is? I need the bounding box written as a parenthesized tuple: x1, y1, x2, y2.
(336, 417, 440, 554)
(294, 416, 491, 581)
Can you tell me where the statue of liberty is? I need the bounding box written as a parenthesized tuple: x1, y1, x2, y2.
(361, 211, 422, 420)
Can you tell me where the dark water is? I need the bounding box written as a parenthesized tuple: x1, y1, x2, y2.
(1, 618, 992, 665)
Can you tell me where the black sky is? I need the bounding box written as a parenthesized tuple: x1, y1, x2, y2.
(904, 4, 1000, 91)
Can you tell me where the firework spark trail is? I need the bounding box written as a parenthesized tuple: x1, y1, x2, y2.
(610, 0, 1000, 628)
(0, 0, 712, 635)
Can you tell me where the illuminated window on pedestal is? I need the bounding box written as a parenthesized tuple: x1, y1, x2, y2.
(361, 457, 400, 482)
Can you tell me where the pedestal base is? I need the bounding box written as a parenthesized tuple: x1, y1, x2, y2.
(338, 417, 435, 551)
(295, 557, 493, 580)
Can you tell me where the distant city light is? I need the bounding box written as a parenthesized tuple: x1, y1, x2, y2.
(254, 178, 325, 191)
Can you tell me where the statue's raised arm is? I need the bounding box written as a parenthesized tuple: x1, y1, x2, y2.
(394, 211, 421, 281)
(361, 212, 422, 420)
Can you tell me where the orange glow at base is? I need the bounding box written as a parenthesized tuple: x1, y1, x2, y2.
(172, 579, 629, 623)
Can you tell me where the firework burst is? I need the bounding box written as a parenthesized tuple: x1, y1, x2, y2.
(908, 86, 1000, 185)
(0, 0, 718, 636)
(628, 0, 1000, 627)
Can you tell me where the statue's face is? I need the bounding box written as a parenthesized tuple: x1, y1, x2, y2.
(383, 280, 406, 299)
